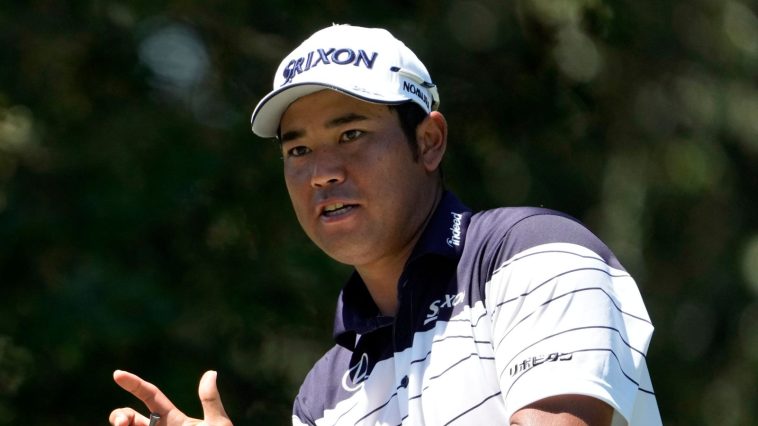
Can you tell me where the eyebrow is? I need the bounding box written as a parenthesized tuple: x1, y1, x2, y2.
(280, 113, 369, 143)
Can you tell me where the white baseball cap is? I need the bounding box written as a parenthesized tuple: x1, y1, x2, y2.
(250, 24, 440, 138)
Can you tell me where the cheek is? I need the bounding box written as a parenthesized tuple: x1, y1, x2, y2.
(284, 170, 308, 210)
(373, 149, 422, 192)
(283, 161, 308, 189)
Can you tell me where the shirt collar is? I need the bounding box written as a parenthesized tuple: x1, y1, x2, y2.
(333, 191, 472, 349)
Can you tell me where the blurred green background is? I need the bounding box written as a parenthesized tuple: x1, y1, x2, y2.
(1, 1, 757, 424)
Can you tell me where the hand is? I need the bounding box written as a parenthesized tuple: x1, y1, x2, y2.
(109, 369, 233, 426)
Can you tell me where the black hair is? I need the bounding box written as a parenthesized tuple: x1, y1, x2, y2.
(389, 102, 444, 184)
(388, 101, 428, 161)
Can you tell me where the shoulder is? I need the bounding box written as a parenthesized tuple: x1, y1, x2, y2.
(465, 206, 624, 271)
(293, 344, 353, 423)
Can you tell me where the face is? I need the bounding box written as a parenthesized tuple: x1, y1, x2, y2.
(279, 90, 441, 269)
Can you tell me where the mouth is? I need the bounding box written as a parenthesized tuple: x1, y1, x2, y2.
(321, 202, 357, 218)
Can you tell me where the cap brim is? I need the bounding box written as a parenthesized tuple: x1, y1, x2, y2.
(250, 83, 410, 138)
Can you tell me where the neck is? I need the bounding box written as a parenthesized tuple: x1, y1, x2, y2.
(356, 186, 443, 316)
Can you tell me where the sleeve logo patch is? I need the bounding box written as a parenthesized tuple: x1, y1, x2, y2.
(509, 352, 574, 377)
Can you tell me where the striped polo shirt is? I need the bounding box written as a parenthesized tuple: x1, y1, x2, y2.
(292, 191, 661, 425)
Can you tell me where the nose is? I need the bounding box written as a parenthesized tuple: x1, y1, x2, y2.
(310, 149, 346, 188)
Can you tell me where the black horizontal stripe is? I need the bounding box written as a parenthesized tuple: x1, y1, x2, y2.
(354, 391, 398, 425)
(409, 334, 492, 366)
(436, 334, 482, 341)
(449, 310, 488, 328)
(494, 286, 651, 354)
(351, 376, 421, 424)
(443, 391, 503, 425)
(494, 248, 611, 276)
(471, 311, 488, 327)
(331, 399, 359, 426)
(639, 387, 656, 396)
(409, 353, 497, 400)
(369, 353, 501, 424)
(429, 352, 479, 381)
(410, 350, 433, 366)
(493, 266, 629, 311)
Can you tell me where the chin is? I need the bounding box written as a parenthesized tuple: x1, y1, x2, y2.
(319, 243, 372, 266)
(322, 249, 364, 266)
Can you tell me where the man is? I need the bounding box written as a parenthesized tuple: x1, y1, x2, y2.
(109, 24, 661, 425)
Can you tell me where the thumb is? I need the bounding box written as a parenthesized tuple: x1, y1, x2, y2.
(198, 370, 232, 425)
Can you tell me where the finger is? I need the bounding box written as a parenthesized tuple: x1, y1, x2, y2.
(198, 371, 231, 424)
(109, 407, 150, 426)
(113, 370, 180, 417)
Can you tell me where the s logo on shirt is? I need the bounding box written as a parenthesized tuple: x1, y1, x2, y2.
(424, 292, 465, 325)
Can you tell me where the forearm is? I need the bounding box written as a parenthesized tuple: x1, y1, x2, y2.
(510, 394, 613, 426)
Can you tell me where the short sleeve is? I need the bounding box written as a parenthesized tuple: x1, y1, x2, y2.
(479, 213, 661, 425)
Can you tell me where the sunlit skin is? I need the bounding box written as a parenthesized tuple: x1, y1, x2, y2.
(108, 370, 231, 426)
(511, 395, 613, 425)
(279, 89, 446, 316)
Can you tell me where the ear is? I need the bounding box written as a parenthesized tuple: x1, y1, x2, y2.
(416, 111, 447, 173)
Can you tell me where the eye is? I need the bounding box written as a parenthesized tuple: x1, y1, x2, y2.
(340, 129, 364, 143)
(286, 145, 311, 158)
